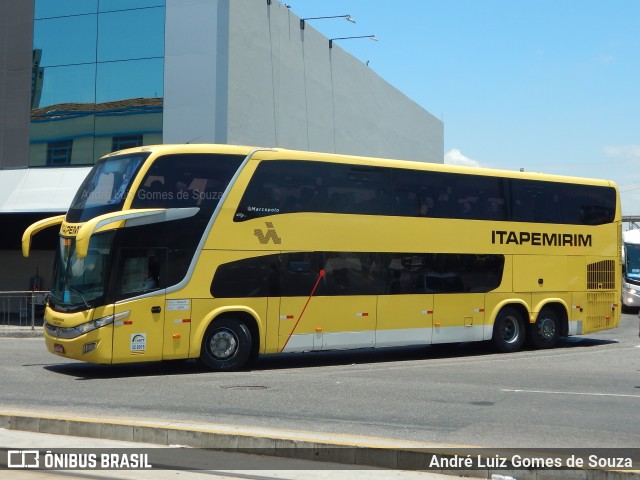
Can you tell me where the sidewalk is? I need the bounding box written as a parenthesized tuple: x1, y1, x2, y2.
(0, 325, 43, 338)
(1, 428, 477, 480)
(1, 409, 638, 479)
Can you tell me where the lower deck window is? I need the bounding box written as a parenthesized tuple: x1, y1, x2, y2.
(210, 252, 505, 298)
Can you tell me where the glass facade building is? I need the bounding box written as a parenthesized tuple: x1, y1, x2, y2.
(30, 0, 165, 166)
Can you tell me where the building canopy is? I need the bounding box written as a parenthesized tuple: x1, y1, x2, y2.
(0, 167, 90, 213)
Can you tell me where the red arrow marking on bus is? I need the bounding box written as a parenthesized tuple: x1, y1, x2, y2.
(280, 269, 325, 353)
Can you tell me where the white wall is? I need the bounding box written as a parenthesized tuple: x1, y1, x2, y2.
(164, 0, 444, 163)
(163, 0, 229, 144)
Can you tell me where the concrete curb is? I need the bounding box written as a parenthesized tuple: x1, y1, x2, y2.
(0, 410, 638, 479)
(0, 326, 43, 338)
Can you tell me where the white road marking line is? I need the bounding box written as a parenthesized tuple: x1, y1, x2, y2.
(502, 389, 640, 399)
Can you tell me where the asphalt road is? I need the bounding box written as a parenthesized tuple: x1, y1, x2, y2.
(0, 313, 638, 449)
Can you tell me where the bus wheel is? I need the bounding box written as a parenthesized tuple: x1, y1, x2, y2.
(529, 307, 560, 349)
(492, 306, 526, 353)
(200, 318, 252, 371)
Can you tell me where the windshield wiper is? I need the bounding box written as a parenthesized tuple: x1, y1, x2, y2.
(48, 291, 62, 304)
(67, 287, 92, 309)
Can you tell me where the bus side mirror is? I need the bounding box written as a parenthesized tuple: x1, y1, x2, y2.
(22, 215, 66, 257)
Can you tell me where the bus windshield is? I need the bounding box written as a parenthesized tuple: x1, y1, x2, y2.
(50, 232, 115, 312)
(66, 153, 149, 223)
(625, 243, 640, 282)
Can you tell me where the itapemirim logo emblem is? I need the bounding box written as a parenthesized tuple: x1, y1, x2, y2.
(254, 222, 281, 244)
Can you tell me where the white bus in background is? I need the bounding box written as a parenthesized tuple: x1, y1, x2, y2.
(622, 229, 640, 311)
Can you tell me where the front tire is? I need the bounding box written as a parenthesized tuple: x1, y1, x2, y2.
(492, 306, 526, 353)
(529, 307, 561, 349)
(200, 318, 252, 371)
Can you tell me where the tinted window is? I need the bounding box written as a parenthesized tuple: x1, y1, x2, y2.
(112, 220, 199, 301)
(316, 252, 382, 296)
(280, 252, 319, 297)
(392, 170, 449, 218)
(384, 253, 503, 294)
(438, 254, 504, 293)
(384, 254, 440, 294)
(210, 254, 280, 298)
(235, 160, 391, 221)
(132, 153, 244, 213)
(392, 169, 508, 220)
(237, 161, 615, 225)
(31, 2, 166, 166)
(34, 15, 97, 67)
(97, 8, 164, 62)
(211, 252, 504, 298)
(67, 153, 148, 222)
(97, 153, 244, 301)
(511, 180, 561, 223)
(99, 0, 165, 12)
(451, 174, 507, 221)
(510, 180, 615, 225)
(35, 0, 97, 18)
(565, 186, 616, 225)
(117, 247, 166, 298)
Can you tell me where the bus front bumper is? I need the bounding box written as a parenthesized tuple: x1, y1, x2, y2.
(623, 288, 640, 308)
(44, 323, 113, 364)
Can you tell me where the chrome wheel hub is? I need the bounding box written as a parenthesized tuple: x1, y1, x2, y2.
(209, 329, 238, 360)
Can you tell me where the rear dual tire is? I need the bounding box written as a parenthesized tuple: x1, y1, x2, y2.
(529, 307, 560, 349)
(492, 305, 562, 353)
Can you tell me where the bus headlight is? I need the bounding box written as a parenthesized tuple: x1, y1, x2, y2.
(45, 311, 129, 339)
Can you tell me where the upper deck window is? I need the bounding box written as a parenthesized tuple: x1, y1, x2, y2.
(235, 159, 616, 226)
(235, 160, 392, 221)
(130, 153, 245, 215)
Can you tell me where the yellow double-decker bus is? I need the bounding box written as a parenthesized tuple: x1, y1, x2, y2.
(23, 144, 621, 371)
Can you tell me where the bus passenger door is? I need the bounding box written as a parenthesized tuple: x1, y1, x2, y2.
(112, 292, 165, 362)
(111, 249, 166, 362)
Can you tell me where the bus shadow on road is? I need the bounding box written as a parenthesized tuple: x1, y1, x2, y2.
(557, 336, 618, 348)
(42, 336, 618, 379)
(255, 342, 493, 371)
(43, 359, 203, 380)
(43, 345, 480, 379)
(43, 343, 492, 379)
(254, 336, 619, 371)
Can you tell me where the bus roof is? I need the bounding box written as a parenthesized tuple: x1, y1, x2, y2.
(105, 143, 617, 189)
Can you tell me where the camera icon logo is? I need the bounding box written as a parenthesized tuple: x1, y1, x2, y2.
(7, 450, 40, 468)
